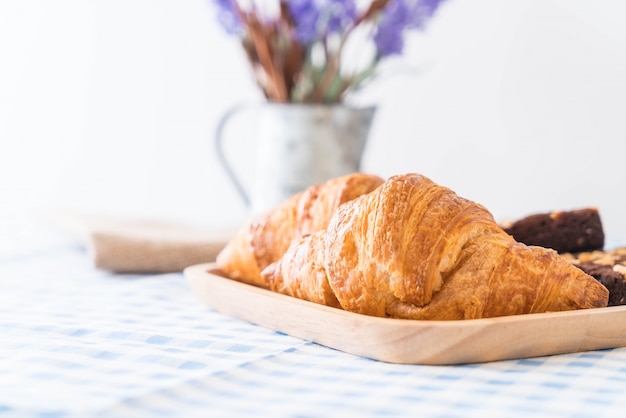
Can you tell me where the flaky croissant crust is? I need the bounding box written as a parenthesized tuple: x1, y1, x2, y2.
(262, 173, 608, 320)
(215, 172, 384, 287)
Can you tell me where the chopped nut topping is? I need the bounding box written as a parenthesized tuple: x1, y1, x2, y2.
(614, 264, 626, 275)
(563, 246, 626, 267)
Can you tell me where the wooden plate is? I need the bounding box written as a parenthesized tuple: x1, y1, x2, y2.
(184, 263, 626, 365)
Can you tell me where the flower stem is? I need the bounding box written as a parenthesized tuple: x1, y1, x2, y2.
(311, 0, 389, 102)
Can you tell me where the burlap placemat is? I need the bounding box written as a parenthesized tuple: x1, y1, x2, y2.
(47, 213, 235, 273)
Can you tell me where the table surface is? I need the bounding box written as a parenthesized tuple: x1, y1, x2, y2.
(2, 216, 626, 418)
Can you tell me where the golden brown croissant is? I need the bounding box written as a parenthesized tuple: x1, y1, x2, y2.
(215, 172, 384, 287)
(262, 173, 609, 320)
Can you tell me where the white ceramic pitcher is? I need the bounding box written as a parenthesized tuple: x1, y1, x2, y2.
(215, 103, 376, 215)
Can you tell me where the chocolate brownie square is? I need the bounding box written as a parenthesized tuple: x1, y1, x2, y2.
(562, 247, 626, 306)
(503, 208, 604, 253)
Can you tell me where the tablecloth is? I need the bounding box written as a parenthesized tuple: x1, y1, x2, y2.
(2, 216, 626, 418)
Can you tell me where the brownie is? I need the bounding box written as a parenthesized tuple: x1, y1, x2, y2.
(503, 208, 604, 253)
(562, 247, 626, 306)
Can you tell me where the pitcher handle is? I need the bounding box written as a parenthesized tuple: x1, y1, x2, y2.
(214, 103, 258, 208)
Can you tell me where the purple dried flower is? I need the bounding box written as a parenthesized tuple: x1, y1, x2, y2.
(286, 0, 320, 42)
(324, 0, 357, 33)
(406, 0, 444, 29)
(209, 0, 447, 102)
(373, 0, 410, 57)
(212, 0, 242, 36)
(286, 0, 358, 43)
(374, 0, 445, 57)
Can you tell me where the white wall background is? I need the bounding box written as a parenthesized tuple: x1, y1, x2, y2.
(1, 0, 625, 245)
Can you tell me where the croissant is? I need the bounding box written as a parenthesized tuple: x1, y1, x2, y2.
(215, 172, 384, 287)
(262, 173, 609, 320)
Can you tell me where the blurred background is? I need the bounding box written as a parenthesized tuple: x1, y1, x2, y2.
(1, 0, 625, 246)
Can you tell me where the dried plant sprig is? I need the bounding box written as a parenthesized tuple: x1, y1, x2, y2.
(212, 0, 446, 103)
(310, 0, 390, 102)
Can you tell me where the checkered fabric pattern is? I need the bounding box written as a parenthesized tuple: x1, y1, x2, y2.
(2, 217, 626, 417)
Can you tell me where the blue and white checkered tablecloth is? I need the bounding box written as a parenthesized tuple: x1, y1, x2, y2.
(2, 216, 626, 418)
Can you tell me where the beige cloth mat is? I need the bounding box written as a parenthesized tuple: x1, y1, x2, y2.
(47, 213, 235, 273)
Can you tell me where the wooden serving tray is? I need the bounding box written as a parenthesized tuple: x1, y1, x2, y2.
(184, 263, 626, 365)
